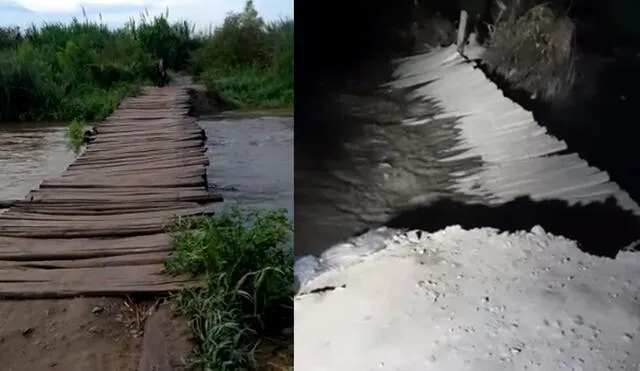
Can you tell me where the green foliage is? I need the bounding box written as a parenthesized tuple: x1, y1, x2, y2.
(200, 67, 293, 108)
(0, 0, 293, 121)
(66, 118, 86, 151)
(166, 207, 293, 370)
(0, 13, 197, 122)
(190, 1, 293, 109)
(128, 9, 201, 72)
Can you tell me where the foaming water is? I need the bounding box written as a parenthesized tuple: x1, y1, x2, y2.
(294, 227, 399, 287)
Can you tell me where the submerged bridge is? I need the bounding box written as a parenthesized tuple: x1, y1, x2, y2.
(0, 86, 221, 298)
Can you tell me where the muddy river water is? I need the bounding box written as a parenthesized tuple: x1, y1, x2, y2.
(200, 115, 294, 217)
(0, 122, 75, 201)
(0, 116, 294, 217)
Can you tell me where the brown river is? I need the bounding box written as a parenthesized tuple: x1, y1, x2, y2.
(0, 122, 75, 201)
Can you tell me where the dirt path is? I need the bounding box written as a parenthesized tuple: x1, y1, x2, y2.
(0, 298, 140, 370)
(0, 298, 192, 371)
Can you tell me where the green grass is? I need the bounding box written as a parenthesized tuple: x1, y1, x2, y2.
(165, 207, 293, 371)
(200, 67, 292, 109)
(190, 3, 293, 110)
(66, 118, 86, 151)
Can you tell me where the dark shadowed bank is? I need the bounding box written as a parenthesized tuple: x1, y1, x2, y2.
(295, 0, 640, 257)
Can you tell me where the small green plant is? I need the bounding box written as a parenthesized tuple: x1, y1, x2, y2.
(166, 207, 293, 370)
(66, 118, 86, 151)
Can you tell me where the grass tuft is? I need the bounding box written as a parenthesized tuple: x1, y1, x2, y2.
(66, 118, 86, 151)
(483, 2, 576, 100)
(166, 207, 293, 370)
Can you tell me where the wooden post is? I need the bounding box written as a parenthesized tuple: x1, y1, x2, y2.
(457, 9, 468, 53)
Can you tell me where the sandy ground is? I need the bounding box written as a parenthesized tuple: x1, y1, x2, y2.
(0, 297, 192, 371)
(0, 298, 141, 371)
(295, 226, 640, 370)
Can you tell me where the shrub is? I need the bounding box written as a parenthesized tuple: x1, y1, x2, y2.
(483, 3, 576, 100)
(0, 14, 199, 122)
(190, 1, 293, 108)
(166, 207, 293, 370)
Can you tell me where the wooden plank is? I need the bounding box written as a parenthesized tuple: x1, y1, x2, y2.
(68, 157, 209, 171)
(27, 187, 209, 199)
(0, 225, 168, 238)
(73, 151, 207, 165)
(93, 128, 204, 139)
(0, 205, 213, 221)
(11, 204, 201, 216)
(62, 160, 209, 176)
(58, 170, 206, 181)
(138, 305, 189, 371)
(97, 121, 197, 132)
(39, 175, 206, 189)
(0, 264, 199, 298)
(0, 234, 170, 260)
(0, 251, 170, 269)
(77, 148, 206, 163)
(29, 186, 209, 195)
(15, 192, 221, 204)
(83, 143, 205, 157)
(0, 208, 211, 227)
(91, 133, 203, 143)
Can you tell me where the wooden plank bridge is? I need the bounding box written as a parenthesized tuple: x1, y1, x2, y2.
(0, 86, 221, 298)
(387, 45, 640, 215)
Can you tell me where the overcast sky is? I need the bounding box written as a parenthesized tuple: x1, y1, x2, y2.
(0, 0, 293, 31)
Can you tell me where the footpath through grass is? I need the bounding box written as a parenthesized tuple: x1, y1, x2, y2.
(166, 207, 293, 370)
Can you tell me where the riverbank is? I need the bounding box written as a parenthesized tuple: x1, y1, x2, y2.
(219, 107, 293, 117)
(188, 82, 293, 118)
(188, 7, 293, 113)
(295, 225, 640, 371)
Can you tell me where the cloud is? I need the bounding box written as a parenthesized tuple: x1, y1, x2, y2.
(2, 0, 292, 30)
(0, 0, 33, 13)
(77, 3, 152, 15)
(14, 0, 146, 13)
